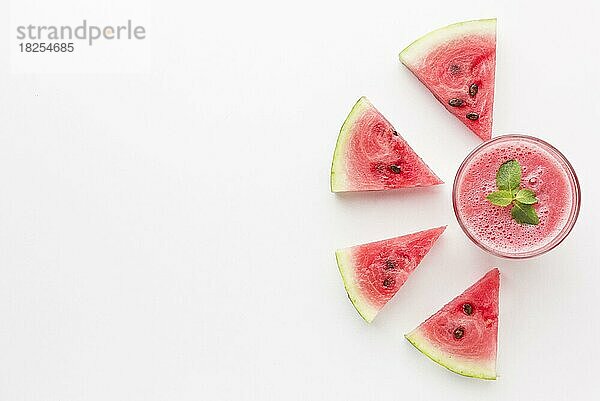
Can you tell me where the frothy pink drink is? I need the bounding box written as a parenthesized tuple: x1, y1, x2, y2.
(453, 135, 580, 258)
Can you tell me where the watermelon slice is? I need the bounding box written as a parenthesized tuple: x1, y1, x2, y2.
(336, 226, 446, 323)
(399, 19, 497, 141)
(405, 268, 499, 380)
(330, 97, 442, 192)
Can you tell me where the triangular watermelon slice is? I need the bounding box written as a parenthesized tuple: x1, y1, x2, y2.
(399, 19, 497, 141)
(330, 97, 442, 192)
(405, 268, 499, 380)
(336, 226, 446, 323)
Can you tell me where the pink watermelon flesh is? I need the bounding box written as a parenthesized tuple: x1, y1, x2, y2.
(330, 97, 442, 192)
(336, 226, 446, 322)
(400, 19, 496, 141)
(406, 268, 499, 379)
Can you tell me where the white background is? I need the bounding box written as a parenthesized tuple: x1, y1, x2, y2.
(1, 0, 598, 400)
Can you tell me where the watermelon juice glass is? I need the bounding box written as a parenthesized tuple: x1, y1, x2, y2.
(453, 135, 580, 258)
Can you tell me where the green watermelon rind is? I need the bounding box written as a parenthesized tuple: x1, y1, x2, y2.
(405, 329, 497, 380)
(399, 18, 497, 66)
(335, 248, 379, 323)
(330, 96, 371, 192)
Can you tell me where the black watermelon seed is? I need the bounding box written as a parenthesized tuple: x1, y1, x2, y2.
(385, 259, 396, 270)
(448, 98, 465, 107)
(462, 303, 473, 315)
(466, 112, 479, 121)
(383, 278, 393, 288)
(469, 83, 479, 97)
(392, 129, 399, 136)
(389, 165, 402, 174)
(453, 327, 465, 340)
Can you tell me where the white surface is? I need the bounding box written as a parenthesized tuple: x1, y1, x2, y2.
(1, 0, 598, 399)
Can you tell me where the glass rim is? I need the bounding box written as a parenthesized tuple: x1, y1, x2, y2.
(452, 134, 581, 259)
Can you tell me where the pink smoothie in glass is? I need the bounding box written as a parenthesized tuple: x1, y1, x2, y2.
(453, 135, 580, 258)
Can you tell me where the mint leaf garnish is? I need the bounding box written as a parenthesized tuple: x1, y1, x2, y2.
(486, 159, 539, 225)
(511, 201, 540, 225)
(515, 189, 538, 205)
(496, 160, 521, 191)
(486, 190, 514, 207)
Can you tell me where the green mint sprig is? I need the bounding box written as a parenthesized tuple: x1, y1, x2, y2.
(486, 159, 540, 225)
